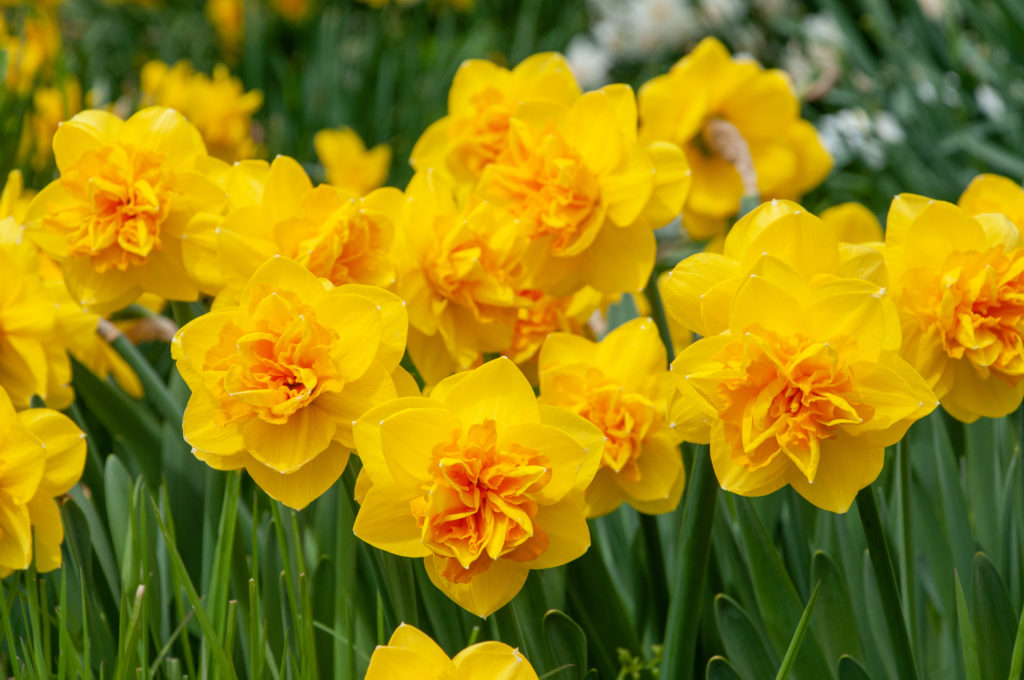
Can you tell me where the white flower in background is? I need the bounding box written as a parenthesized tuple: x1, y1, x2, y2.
(698, 0, 745, 25)
(976, 84, 1006, 120)
(589, 0, 697, 60)
(818, 107, 904, 171)
(566, 35, 612, 89)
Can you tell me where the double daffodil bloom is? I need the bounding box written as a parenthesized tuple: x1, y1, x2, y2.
(25, 107, 225, 313)
(884, 194, 1024, 421)
(172, 257, 408, 509)
(353, 358, 603, 617)
(672, 264, 936, 513)
(539, 318, 688, 517)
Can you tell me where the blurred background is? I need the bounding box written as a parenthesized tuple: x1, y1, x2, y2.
(3, 0, 1024, 218)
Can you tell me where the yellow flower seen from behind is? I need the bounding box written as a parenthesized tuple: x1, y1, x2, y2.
(365, 624, 537, 680)
(314, 127, 391, 197)
(958, 173, 1024, 233)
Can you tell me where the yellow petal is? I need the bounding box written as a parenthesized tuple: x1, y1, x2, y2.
(537, 404, 605, 492)
(27, 496, 63, 572)
(594, 317, 667, 385)
(0, 496, 32, 570)
(244, 443, 350, 510)
(521, 493, 590, 569)
(315, 290, 383, 382)
(378, 406, 462, 489)
(182, 387, 246, 456)
(242, 405, 338, 474)
(709, 425, 789, 498)
(785, 435, 883, 514)
(16, 409, 85, 496)
(387, 623, 454, 666)
(579, 222, 655, 294)
(333, 284, 408, 370)
(614, 435, 683, 504)
(499, 423, 586, 504)
(442, 358, 540, 428)
(584, 468, 625, 518)
(353, 481, 430, 558)
(424, 553, 529, 618)
(452, 641, 539, 680)
(364, 645, 450, 680)
(821, 202, 883, 244)
(353, 396, 438, 487)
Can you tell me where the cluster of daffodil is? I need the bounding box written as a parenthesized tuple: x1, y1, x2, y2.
(9, 33, 1024, 658)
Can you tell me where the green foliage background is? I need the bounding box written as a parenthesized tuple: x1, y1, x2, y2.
(3, 1, 1024, 679)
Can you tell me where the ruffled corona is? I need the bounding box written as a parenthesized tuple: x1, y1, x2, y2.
(353, 358, 603, 617)
(24, 107, 225, 313)
(172, 256, 408, 509)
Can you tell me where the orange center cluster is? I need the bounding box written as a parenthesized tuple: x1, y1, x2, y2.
(411, 419, 551, 583)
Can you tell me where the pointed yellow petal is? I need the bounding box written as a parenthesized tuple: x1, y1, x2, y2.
(245, 443, 350, 510)
(424, 554, 529, 618)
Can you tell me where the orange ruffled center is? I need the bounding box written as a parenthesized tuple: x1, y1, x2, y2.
(507, 290, 575, 363)
(449, 88, 513, 178)
(482, 123, 600, 255)
(423, 225, 517, 323)
(207, 288, 343, 425)
(712, 328, 872, 482)
(281, 199, 393, 288)
(411, 420, 551, 584)
(555, 368, 656, 482)
(905, 246, 1024, 381)
(51, 143, 175, 272)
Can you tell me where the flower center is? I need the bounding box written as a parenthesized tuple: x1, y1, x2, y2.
(286, 201, 390, 286)
(481, 123, 601, 254)
(50, 143, 174, 272)
(905, 246, 1024, 381)
(551, 369, 656, 482)
(209, 289, 344, 425)
(410, 420, 551, 583)
(712, 328, 872, 482)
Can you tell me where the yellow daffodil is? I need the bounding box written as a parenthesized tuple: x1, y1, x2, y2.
(18, 78, 82, 170)
(314, 127, 391, 196)
(353, 357, 604, 616)
(671, 263, 935, 513)
(539, 318, 687, 516)
(393, 172, 526, 384)
(0, 386, 85, 573)
(661, 199, 887, 340)
(1, 10, 61, 93)
(883, 194, 1024, 421)
(206, 0, 243, 56)
(506, 287, 602, 367)
(0, 235, 75, 409)
(411, 53, 581, 188)
(820, 202, 883, 243)
(141, 60, 263, 162)
(639, 37, 832, 240)
(183, 155, 400, 296)
(958, 173, 1024, 231)
(269, 0, 315, 21)
(24, 107, 226, 313)
(172, 256, 407, 509)
(475, 85, 690, 295)
(365, 624, 538, 680)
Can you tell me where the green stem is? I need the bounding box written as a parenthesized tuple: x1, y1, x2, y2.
(639, 513, 669, 640)
(897, 439, 918, 659)
(109, 334, 185, 423)
(660, 445, 719, 680)
(643, 273, 674, 362)
(856, 485, 919, 680)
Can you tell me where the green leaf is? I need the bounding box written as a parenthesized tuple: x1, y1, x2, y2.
(810, 551, 864, 664)
(706, 656, 745, 680)
(953, 569, 981, 680)
(713, 594, 778, 679)
(734, 499, 832, 680)
(776, 581, 821, 680)
(1008, 593, 1024, 680)
(837, 655, 873, 680)
(972, 552, 1016, 680)
(543, 610, 587, 680)
(104, 456, 133, 578)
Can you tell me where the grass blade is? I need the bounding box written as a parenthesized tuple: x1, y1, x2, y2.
(775, 581, 821, 680)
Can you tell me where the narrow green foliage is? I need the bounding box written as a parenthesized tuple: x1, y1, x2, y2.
(954, 569, 981, 680)
(775, 581, 821, 680)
